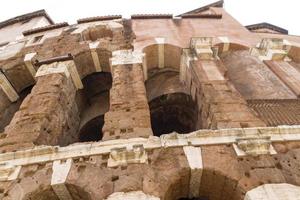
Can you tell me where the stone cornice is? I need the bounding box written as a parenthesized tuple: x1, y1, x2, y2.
(131, 14, 173, 19)
(177, 0, 224, 17)
(77, 15, 122, 24)
(22, 22, 69, 36)
(246, 22, 288, 35)
(0, 10, 54, 29)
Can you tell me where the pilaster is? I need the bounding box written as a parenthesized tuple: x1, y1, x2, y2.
(103, 50, 152, 140)
(0, 61, 80, 151)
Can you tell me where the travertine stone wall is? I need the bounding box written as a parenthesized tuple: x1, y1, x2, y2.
(0, 68, 79, 151)
(102, 63, 152, 140)
(190, 59, 265, 129)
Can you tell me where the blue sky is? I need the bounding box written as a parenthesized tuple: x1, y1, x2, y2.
(1, 0, 299, 35)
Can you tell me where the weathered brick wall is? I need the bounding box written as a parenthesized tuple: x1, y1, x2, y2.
(189, 59, 266, 129)
(102, 63, 152, 140)
(0, 72, 79, 152)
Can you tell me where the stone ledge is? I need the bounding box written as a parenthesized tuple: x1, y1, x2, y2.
(0, 125, 300, 181)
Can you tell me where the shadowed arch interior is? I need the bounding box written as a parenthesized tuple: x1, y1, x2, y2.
(145, 67, 198, 136)
(143, 43, 200, 136)
(149, 92, 197, 136)
(76, 72, 112, 142)
(162, 168, 243, 200)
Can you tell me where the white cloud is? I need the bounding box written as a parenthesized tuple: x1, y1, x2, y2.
(0, 0, 299, 35)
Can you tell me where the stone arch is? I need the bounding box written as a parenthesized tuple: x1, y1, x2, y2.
(106, 191, 160, 200)
(148, 92, 198, 136)
(160, 166, 245, 200)
(76, 72, 112, 142)
(214, 41, 250, 53)
(143, 43, 182, 76)
(143, 43, 199, 136)
(23, 184, 91, 200)
(245, 183, 300, 200)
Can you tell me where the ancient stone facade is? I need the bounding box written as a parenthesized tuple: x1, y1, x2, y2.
(0, 1, 300, 199)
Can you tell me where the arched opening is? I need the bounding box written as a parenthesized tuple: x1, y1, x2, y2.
(144, 44, 199, 136)
(76, 72, 112, 142)
(162, 168, 243, 200)
(143, 44, 199, 136)
(79, 115, 104, 142)
(149, 92, 197, 136)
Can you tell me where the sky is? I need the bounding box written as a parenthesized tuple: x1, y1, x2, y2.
(0, 0, 299, 35)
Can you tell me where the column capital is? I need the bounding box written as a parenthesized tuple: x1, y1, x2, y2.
(111, 50, 145, 66)
(35, 60, 83, 90)
(251, 38, 291, 61)
(24, 52, 37, 79)
(190, 37, 214, 59)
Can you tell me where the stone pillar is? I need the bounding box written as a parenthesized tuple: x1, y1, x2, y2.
(192, 59, 265, 129)
(189, 37, 265, 129)
(51, 159, 73, 200)
(0, 61, 81, 151)
(102, 50, 152, 140)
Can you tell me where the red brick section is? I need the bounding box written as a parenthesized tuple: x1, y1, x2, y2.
(102, 63, 152, 140)
(248, 99, 300, 126)
(264, 60, 300, 98)
(190, 60, 266, 129)
(0, 73, 80, 152)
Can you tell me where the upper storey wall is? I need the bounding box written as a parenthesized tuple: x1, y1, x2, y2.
(132, 8, 256, 50)
(132, 7, 300, 51)
(0, 16, 51, 44)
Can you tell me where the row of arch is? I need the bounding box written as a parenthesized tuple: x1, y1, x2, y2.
(1, 41, 300, 144)
(18, 165, 300, 200)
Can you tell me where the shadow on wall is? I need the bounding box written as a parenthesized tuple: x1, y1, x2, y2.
(149, 92, 198, 136)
